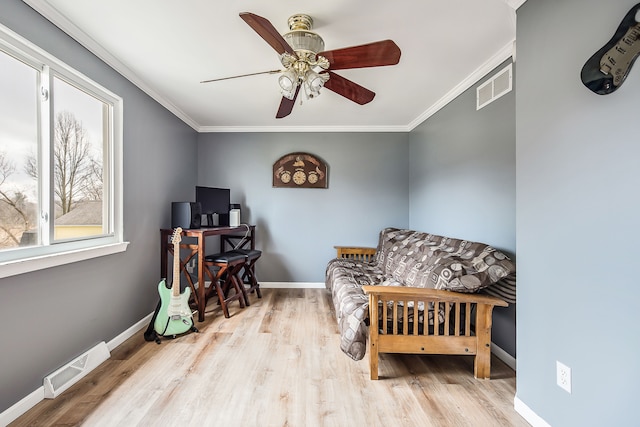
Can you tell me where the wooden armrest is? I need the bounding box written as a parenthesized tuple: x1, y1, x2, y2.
(362, 284, 506, 380)
(334, 246, 377, 262)
(362, 285, 508, 307)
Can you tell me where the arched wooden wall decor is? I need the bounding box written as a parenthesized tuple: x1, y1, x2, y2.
(273, 152, 328, 188)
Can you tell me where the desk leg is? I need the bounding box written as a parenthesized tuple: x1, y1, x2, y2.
(196, 233, 205, 322)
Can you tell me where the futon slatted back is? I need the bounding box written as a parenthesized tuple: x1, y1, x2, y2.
(334, 246, 377, 263)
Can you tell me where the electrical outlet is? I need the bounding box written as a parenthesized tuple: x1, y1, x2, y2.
(186, 259, 195, 274)
(556, 361, 572, 393)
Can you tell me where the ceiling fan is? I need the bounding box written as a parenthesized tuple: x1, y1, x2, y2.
(201, 12, 401, 119)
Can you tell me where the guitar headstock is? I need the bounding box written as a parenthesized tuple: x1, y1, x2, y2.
(171, 227, 183, 244)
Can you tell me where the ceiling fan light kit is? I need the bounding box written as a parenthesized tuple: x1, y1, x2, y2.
(204, 12, 401, 118)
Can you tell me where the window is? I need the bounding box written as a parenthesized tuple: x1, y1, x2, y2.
(0, 23, 125, 277)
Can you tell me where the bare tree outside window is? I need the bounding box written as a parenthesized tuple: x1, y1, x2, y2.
(50, 76, 106, 243)
(0, 48, 38, 250)
(25, 111, 103, 216)
(3, 107, 104, 249)
(0, 151, 36, 246)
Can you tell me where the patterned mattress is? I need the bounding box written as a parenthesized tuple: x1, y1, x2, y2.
(325, 228, 516, 361)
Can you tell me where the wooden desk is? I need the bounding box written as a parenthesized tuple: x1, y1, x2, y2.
(160, 225, 255, 321)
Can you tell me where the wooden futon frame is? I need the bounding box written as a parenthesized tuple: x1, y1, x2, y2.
(335, 246, 508, 380)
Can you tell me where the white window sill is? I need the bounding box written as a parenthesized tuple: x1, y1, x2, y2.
(0, 242, 129, 279)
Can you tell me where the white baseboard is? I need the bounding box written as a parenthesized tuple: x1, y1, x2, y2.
(491, 342, 516, 370)
(260, 281, 325, 289)
(0, 311, 153, 425)
(0, 387, 45, 427)
(107, 312, 154, 351)
(514, 396, 551, 427)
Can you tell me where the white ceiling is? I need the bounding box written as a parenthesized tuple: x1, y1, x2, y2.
(23, 0, 524, 132)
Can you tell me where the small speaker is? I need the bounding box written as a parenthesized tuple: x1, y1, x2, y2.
(171, 202, 201, 229)
(229, 204, 241, 227)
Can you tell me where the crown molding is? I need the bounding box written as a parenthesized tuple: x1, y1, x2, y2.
(407, 40, 514, 131)
(21, 0, 200, 131)
(505, 0, 527, 10)
(198, 125, 410, 133)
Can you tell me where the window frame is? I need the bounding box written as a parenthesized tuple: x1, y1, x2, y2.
(0, 23, 127, 279)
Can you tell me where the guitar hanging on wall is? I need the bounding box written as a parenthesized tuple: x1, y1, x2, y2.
(581, 3, 640, 94)
(153, 227, 197, 338)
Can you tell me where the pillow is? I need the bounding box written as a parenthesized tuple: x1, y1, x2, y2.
(430, 247, 515, 293)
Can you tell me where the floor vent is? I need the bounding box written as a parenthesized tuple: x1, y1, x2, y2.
(43, 341, 110, 399)
(477, 63, 513, 110)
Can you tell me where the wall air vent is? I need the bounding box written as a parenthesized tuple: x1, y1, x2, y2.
(476, 63, 513, 110)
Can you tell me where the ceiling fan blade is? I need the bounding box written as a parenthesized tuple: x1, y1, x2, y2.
(240, 12, 297, 57)
(323, 71, 375, 105)
(200, 69, 282, 84)
(319, 40, 401, 70)
(276, 86, 301, 119)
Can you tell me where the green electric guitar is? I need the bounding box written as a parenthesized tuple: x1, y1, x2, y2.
(154, 227, 196, 337)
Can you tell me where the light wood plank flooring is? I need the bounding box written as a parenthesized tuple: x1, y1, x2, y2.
(12, 289, 529, 426)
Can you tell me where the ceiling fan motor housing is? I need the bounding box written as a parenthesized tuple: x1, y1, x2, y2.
(283, 14, 325, 54)
(284, 31, 325, 54)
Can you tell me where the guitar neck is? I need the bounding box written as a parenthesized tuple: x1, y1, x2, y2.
(172, 233, 181, 297)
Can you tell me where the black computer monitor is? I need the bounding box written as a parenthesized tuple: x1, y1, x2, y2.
(195, 186, 230, 226)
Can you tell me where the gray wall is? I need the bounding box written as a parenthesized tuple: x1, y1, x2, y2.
(408, 60, 517, 357)
(516, 0, 638, 425)
(0, 1, 198, 412)
(197, 132, 410, 282)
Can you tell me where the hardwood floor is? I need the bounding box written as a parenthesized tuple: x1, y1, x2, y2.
(11, 289, 529, 426)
